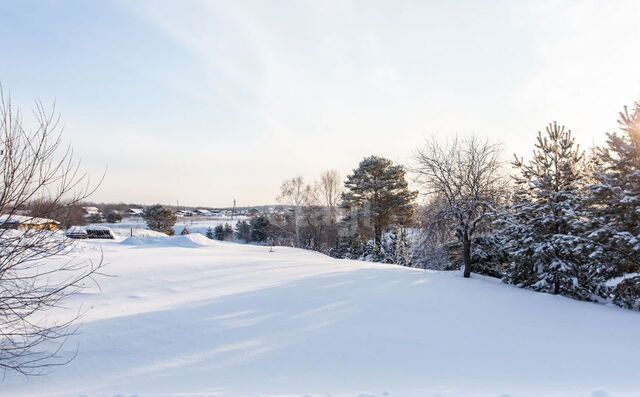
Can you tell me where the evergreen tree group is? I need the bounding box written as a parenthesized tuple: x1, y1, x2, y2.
(497, 104, 640, 308)
(500, 122, 593, 299)
(234, 107, 640, 311)
(585, 103, 640, 308)
(212, 223, 234, 241)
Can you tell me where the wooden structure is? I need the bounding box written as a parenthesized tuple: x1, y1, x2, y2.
(0, 214, 60, 232)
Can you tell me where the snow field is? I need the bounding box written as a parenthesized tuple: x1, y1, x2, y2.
(2, 234, 639, 397)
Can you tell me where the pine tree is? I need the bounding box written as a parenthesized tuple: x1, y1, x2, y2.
(358, 239, 382, 262)
(613, 277, 640, 310)
(214, 224, 225, 241)
(332, 233, 364, 259)
(206, 227, 214, 239)
(502, 122, 593, 299)
(223, 223, 233, 240)
(250, 215, 270, 243)
(341, 156, 417, 254)
(234, 220, 252, 242)
(180, 226, 190, 235)
(142, 204, 177, 236)
(586, 102, 640, 307)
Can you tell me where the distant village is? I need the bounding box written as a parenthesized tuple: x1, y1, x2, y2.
(0, 202, 292, 236)
(84, 204, 292, 219)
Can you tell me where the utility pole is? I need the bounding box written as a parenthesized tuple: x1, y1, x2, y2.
(232, 199, 236, 219)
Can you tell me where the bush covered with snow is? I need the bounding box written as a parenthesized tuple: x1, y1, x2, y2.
(612, 276, 640, 310)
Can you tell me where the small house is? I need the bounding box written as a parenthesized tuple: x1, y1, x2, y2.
(127, 208, 144, 217)
(83, 206, 101, 216)
(0, 214, 60, 232)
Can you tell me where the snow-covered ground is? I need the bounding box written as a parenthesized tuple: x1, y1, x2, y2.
(89, 216, 245, 238)
(2, 234, 639, 397)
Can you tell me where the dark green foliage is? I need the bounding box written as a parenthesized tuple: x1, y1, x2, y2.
(213, 224, 225, 241)
(496, 104, 640, 309)
(235, 220, 252, 242)
(341, 156, 417, 252)
(331, 234, 364, 259)
(468, 236, 509, 278)
(180, 226, 190, 235)
(205, 227, 214, 239)
(586, 102, 640, 295)
(142, 204, 177, 236)
(501, 122, 593, 299)
(612, 276, 640, 310)
(210, 223, 234, 240)
(223, 223, 233, 240)
(250, 215, 270, 243)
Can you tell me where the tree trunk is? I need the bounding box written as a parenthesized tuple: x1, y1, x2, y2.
(294, 208, 301, 248)
(463, 236, 472, 278)
(374, 222, 381, 252)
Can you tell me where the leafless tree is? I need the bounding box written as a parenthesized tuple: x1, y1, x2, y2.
(304, 170, 344, 252)
(413, 136, 505, 278)
(277, 176, 311, 247)
(415, 196, 456, 270)
(313, 170, 343, 224)
(27, 198, 87, 229)
(0, 87, 103, 375)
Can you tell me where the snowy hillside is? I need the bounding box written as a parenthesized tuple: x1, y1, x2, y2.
(2, 235, 639, 397)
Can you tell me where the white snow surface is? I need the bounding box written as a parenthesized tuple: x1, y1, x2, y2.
(2, 234, 639, 397)
(90, 216, 244, 239)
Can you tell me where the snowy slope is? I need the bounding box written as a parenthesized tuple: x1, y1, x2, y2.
(2, 235, 639, 397)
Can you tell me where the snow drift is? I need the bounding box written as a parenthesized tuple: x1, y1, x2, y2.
(1, 238, 639, 397)
(121, 233, 216, 248)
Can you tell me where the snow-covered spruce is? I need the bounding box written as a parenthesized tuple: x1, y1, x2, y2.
(500, 122, 597, 300)
(583, 102, 640, 306)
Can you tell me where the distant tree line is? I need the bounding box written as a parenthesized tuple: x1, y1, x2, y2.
(251, 159, 418, 263)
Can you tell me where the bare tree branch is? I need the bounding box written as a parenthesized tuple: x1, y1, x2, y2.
(0, 86, 104, 375)
(413, 136, 506, 277)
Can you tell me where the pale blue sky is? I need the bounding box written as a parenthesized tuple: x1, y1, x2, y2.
(2, 0, 640, 206)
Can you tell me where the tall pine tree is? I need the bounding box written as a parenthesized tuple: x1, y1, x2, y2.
(340, 156, 417, 253)
(502, 122, 593, 299)
(586, 102, 640, 308)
